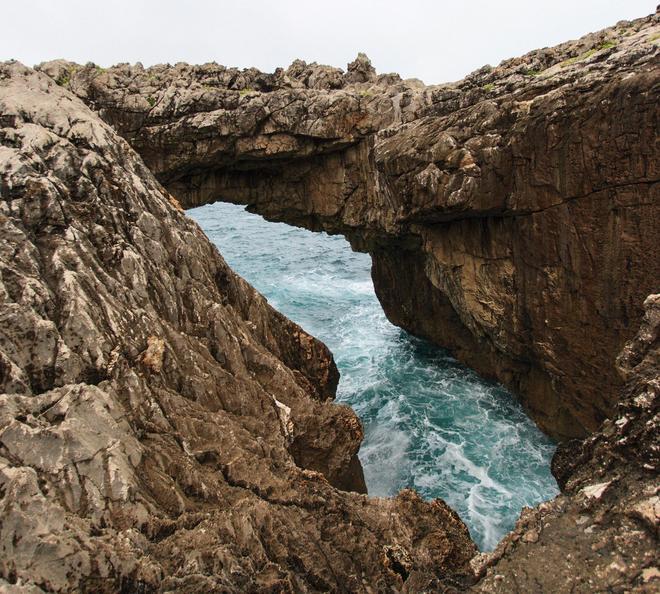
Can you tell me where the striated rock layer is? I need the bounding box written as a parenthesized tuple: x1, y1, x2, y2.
(0, 9, 658, 594)
(48, 11, 660, 439)
(471, 294, 659, 593)
(0, 63, 477, 593)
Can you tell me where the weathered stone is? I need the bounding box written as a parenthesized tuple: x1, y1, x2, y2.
(0, 62, 477, 593)
(51, 11, 660, 440)
(1, 7, 658, 593)
(473, 295, 660, 593)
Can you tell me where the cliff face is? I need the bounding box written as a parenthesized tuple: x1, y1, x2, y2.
(47, 12, 660, 439)
(0, 63, 477, 593)
(472, 294, 660, 593)
(1, 12, 659, 594)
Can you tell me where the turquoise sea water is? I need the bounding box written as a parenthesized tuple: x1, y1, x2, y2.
(188, 202, 558, 551)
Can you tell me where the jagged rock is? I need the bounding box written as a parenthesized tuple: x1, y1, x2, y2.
(50, 10, 660, 439)
(1, 7, 658, 594)
(345, 52, 377, 84)
(472, 294, 660, 593)
(285, 59, 345, 90)
(0, 62, 477, 593)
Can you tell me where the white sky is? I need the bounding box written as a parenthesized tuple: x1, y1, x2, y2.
(3, 0, 656, 84)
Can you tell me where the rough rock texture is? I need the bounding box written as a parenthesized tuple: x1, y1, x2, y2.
(47, 10, 660, 439)
(472, 294, 660, 593)
(0, 63, 477, 593)
(2, 9, 659, 594)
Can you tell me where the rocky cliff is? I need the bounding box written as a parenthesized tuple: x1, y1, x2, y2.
(0, 63, 476, 593)
(46, 11, 660, 440)
(0, 8, 658, 594)
(472, 293, 659, 592)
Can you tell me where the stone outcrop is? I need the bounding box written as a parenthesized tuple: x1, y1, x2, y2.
(1, 9, 658, 594)
(46, 10, 660, 439)
(0, 63, 477, 593)
(471, 294, 659, 593)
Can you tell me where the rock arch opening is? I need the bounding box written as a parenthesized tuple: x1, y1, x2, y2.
(188, 200, 559, 550)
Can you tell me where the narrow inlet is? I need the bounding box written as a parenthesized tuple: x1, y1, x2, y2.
(189, 202, 559, 551)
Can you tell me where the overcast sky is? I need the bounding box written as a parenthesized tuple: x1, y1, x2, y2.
(3, 1, 656, 84)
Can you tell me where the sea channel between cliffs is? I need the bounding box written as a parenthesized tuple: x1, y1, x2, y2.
(1, 9, 657, 591)
(189, 201, 559, 551)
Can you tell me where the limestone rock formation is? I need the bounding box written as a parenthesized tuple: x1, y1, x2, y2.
(48, 10, 660, 439)
(0, 62, 477, 593)
(1, 8, 658, 594)
(472, 294, 659, 592)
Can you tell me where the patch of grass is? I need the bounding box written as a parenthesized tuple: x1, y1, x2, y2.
(561, 41, 618, 68)
(482, 83, 495, 92)
(55, 66, 77, 86)
(649, 33, 660, 43)
(522, 68, 543, 76)
(358, 89, 373, 97)
(561, 48, 596, 67)
(239, 87, 256, 96)
(146, 96, 156, 107)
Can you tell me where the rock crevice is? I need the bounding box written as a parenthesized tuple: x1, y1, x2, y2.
(0, 62, 477, 593)
(0, 8, 658, 593)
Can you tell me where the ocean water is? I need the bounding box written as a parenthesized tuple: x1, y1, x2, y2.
(188, 202, 559, 551)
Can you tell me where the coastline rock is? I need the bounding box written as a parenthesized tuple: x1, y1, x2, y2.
(51, 10, 660, 439)
(472, 294, 660, 593)
(0, 8, 658, 593)
(0, 62, 477, 593)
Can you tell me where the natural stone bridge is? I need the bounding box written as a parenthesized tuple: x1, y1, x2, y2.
(48, 18, 659, 440)
(1, 9, 658, 593)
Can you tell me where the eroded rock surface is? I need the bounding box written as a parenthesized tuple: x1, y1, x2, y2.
(47, 10, 660, 439)
(472, 294, 659, 593)
(1, 8, 658, 594)
(0, 63, 477, 593)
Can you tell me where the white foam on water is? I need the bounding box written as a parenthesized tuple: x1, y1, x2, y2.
(360, 424, 412, 497)
(346, 279, 377, 294)
(466, 485, 504, 551)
